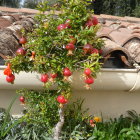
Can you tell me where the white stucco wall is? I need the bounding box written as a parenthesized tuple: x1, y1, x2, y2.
(0, 68, 140, 119)
(0, 89, 140, 119)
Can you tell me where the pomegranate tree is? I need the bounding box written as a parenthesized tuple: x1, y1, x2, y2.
(8, 0, 104, 139)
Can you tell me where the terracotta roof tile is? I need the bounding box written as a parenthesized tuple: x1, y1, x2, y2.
(0, 17, 13, 28)
(0, 7, 140, 67)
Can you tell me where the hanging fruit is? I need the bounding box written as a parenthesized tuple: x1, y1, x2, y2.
(99, 49, 103, 55)
(19, 96, 25, 104)
(89, 119, 95, 127)
(85, 16, 98, 28)
(57, 24, 67, 31)
(83, 44, 93, 54)
(65, 43, 75, 55)
(84, 68, 92, 76)
(3, 63, 12, 76)
(63, 67, 72, 80)
(40, 74, 49, 83)
(6, 74, 15, 84)
(92, 16, 98, 26)
(57, 95, 68, 108)
(91, 48, 99, 54)
(16, 47, 26, 56)
(84, 76, 94, 89)
(19, 37, 27, 44)
(50, 73, 57, 82)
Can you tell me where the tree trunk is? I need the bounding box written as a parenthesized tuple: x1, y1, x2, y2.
(53, 107, 65, 140)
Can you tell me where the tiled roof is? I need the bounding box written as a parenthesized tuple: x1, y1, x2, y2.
(0, 7, 140, 68)
(97, 15, 140, 67)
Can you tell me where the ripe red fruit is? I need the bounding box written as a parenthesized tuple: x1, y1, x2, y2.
(92, 16, 98, 25)
(63, 68, 72, 77)
(85, 20, 94, 27)
(85, 77, 94, 89)
(16, 48, 26, 56)
(84, 68, 92, 76)
(91, 48, 99, 54)
(50, 73, 57, 79)
(19, 96, 25, 104)
(83, 44, 93, 54)
(57, 24, 66, 31)
(99, 49, 103, 55)
(65, 43, 75, 55)
(90, 119, 94, 124)
(57, 95, 68, 104)
(85, 77, 94, 85)
(65, 43, 75, 50)
(6, 74, 15, 83)
(40, 74, 49, 83)
(85, 16, 98, 28)
(19, 37, 27, 44)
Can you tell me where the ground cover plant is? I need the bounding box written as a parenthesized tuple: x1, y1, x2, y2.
(1, 95, 140, 140)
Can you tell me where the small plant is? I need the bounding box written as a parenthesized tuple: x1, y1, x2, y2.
(0, 95, 23, 140)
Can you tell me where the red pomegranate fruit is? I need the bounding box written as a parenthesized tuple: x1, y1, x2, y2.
(83, 44, 93, 54)
(19, 96, 25, 104)
(50, 73, 57, 82)
(63, 68, 72, 80)
(57, 95, 68, 104)
(84, 68, 92, 76)
(16, 48, 26, 56)
(85, 20, 94, 27)
(19, 37, 27, 44)
(65, 43, 75, 55)
(6, 74, 15, 83)
(57, 24, 66, 31)
(99, 49, 103, 55)
(90, 119, 94, 124)
(85, 77, 94, 89)
(92, 16, 98, 25)
(63, 68, 72, 76)
(91, 48, 99, 54)
(50, 73, 57, 79)
(85, 16, 98, 28)
(40, 74, 49, 83)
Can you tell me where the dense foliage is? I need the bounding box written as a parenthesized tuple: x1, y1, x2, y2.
(93, 0, 140, 17)
(0, 0, 20, 8)
(1, 95, 140, 140)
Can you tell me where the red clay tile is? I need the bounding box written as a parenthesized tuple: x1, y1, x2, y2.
(97, 26, 114, 37)
(109, 30, 132, 46)
(0, 17, 13, 28)
(123, 38, 140, 63)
